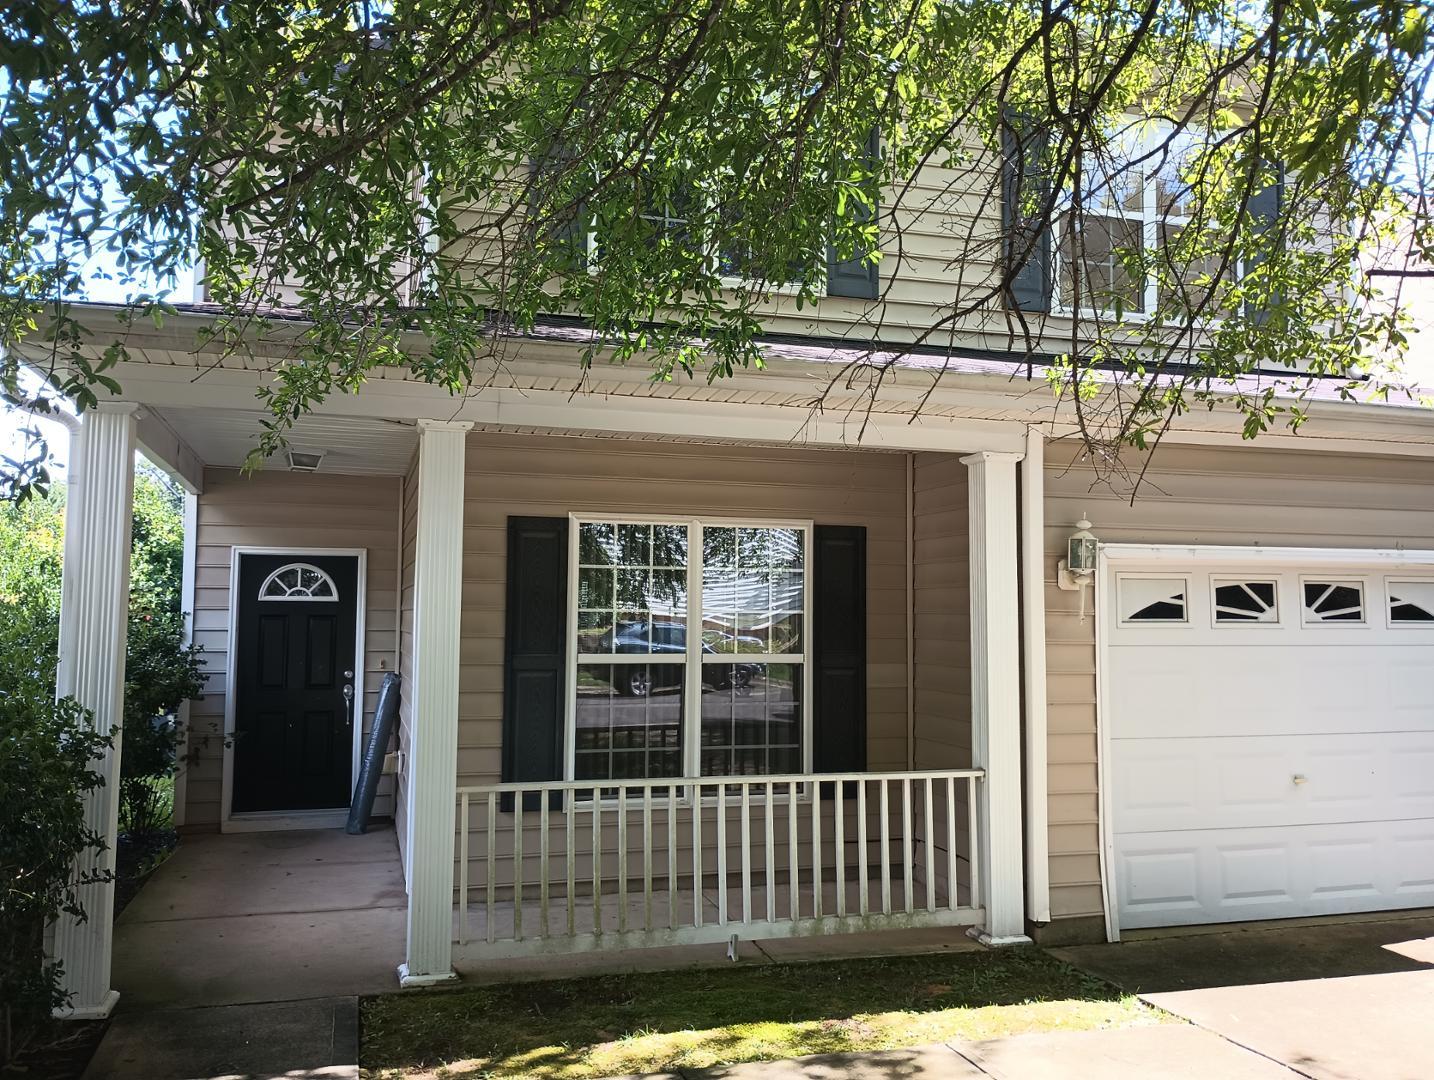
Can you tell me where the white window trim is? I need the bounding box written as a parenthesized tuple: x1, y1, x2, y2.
(1050, 120, 1238, 323)
(1385, 577, 1434, 628)
(1299, 575, 1369, 627)
(564, 513, 815, 800)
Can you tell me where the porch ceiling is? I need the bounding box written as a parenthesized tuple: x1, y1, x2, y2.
(153, 406, 420, 475)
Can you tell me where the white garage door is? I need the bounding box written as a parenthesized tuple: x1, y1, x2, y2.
(1105, 557, 1434, 931)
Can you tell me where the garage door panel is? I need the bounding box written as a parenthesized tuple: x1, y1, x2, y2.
(1108, 646, 1408, 740)
(1117, 821, 1434, 929)
(1108, 558, 1434, 931)
(1110, 732, 1434, 833)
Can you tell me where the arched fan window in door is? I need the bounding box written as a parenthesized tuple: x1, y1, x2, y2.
(257, 562, 339, 601)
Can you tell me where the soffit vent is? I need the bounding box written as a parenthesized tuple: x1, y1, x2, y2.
(287, 449, 326, 473)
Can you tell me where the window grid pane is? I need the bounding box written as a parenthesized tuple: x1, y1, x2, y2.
(572, 519, 809, 786)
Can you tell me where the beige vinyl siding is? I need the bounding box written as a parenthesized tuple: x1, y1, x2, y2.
(185, 468, 402, 828)
(911, 453, 972, 769)
(443, 153, 1024, 352)
(451, 431, 912, 891)
(1042, 442, 1434, 922)
(395, 455, 419, 881)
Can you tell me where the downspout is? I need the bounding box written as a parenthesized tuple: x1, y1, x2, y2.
(1020, 427, 1051, 925)
(906, 452, 916, 770)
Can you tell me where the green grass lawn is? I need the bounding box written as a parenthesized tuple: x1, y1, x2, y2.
(360, 946, 1164, 1079)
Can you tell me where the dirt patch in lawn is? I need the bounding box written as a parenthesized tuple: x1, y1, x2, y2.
(360, 946, 1164, 1078)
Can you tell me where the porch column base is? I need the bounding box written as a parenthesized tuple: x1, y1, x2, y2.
(52, 990, 120, 1021)
(397, 964, 460, 989)
(967, 927, 1034, 949)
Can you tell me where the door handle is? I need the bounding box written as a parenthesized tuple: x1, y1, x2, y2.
(343, 680, 355, 726)
(1292, 774, 1308, 786)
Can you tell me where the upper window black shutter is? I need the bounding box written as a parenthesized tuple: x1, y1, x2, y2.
(1000, 114, 1053, 313)
(502, 516, 568, 810)
(826, 128, 881, 300)
(1244, 163, 1285, 326)
(812, 524, 867, 784)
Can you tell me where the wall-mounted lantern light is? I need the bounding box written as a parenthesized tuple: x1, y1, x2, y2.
(1057, 515, 1099, 623)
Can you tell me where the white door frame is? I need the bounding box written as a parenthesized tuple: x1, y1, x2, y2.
(1095, 542, 1434, 941)
(221, 546, 369, 833)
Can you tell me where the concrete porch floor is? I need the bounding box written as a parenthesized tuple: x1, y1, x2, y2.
(111, 826, 407, 1009)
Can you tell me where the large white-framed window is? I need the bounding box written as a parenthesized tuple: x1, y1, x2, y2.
(566, 514, 813, 794)
(1054, 122, 1234, 319)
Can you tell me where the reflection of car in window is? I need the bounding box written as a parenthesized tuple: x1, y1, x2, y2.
(599, 621, 758, 696)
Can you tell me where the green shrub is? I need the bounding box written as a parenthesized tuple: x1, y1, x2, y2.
(0, 595, 113, 1062)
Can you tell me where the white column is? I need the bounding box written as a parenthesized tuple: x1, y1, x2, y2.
(1020, 429, 1051, 924)
(398, 419, 471, 987)
(962, 450, 1030, 945)
(52, 402, 139, 1019)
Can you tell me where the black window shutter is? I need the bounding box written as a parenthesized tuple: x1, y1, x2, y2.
(1244, 163, 1285, 326)
(812, 524, 867, 782)
(826, 128, 881, 300)
(502, 516, 568, 810)
(1000, 114, 1053, 313)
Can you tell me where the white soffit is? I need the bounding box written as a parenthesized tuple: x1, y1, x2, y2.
(154, 407, 419, 475)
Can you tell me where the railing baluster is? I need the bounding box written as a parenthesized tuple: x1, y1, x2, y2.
(643, 784, 654, 932)
(692, 782, 704, 929)
(539, 795, 550, 937)
(946, 776, 957, 911)
(967, 777, 980, 912)
(716, 783, 728, 926)
(459, 792, 470, 945)
(764, 781, 776, 923)
(566, 792, 577, 934)
(486, 791, 497, 944)
(880, 779, 892, 915)
(740, 782, 752, 925)
(811, 779, 822, 918)
(617, 788, 628, 934)
(592, 794, 603, 935)
(857, 779, 869, 917)
(923, 777, 936, 912)
(452, 769, 986, 954)
(668, 785, 678, 931)
(513, 789, 524, 941)
(787, 780, 799, 920)
(902, 778, 914, 915)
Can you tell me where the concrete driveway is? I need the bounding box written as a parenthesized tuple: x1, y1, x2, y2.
(1055, 912, 1434, 1080)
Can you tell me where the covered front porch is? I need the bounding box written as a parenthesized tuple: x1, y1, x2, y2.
(43, 337, 1051, 1012)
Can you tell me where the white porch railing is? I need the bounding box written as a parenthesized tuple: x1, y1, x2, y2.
(453, 769, 984, 960)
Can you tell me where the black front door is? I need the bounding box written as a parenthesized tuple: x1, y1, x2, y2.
(233, 553, 360, 813)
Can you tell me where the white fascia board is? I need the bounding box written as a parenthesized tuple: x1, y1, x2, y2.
(102, 360, 1030, 455)
(1100, 542, 1434, 568)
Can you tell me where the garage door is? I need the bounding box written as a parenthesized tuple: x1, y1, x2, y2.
(1105, 558, 1434, 930)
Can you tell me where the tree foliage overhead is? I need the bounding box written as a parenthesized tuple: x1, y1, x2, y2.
(2, 0, 1431, 494)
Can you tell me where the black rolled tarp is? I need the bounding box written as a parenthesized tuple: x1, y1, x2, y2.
(347, 671, 401, 835)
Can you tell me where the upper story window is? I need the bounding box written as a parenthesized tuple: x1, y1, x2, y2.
(1055, 124, 1232, 318)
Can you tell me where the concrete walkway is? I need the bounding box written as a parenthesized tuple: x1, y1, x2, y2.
(83, 827, 405, 1080)
(617, 1025, 1297, 1078)
(1055, 912, 1434, 1080)
(110, 826, 406, 1008)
